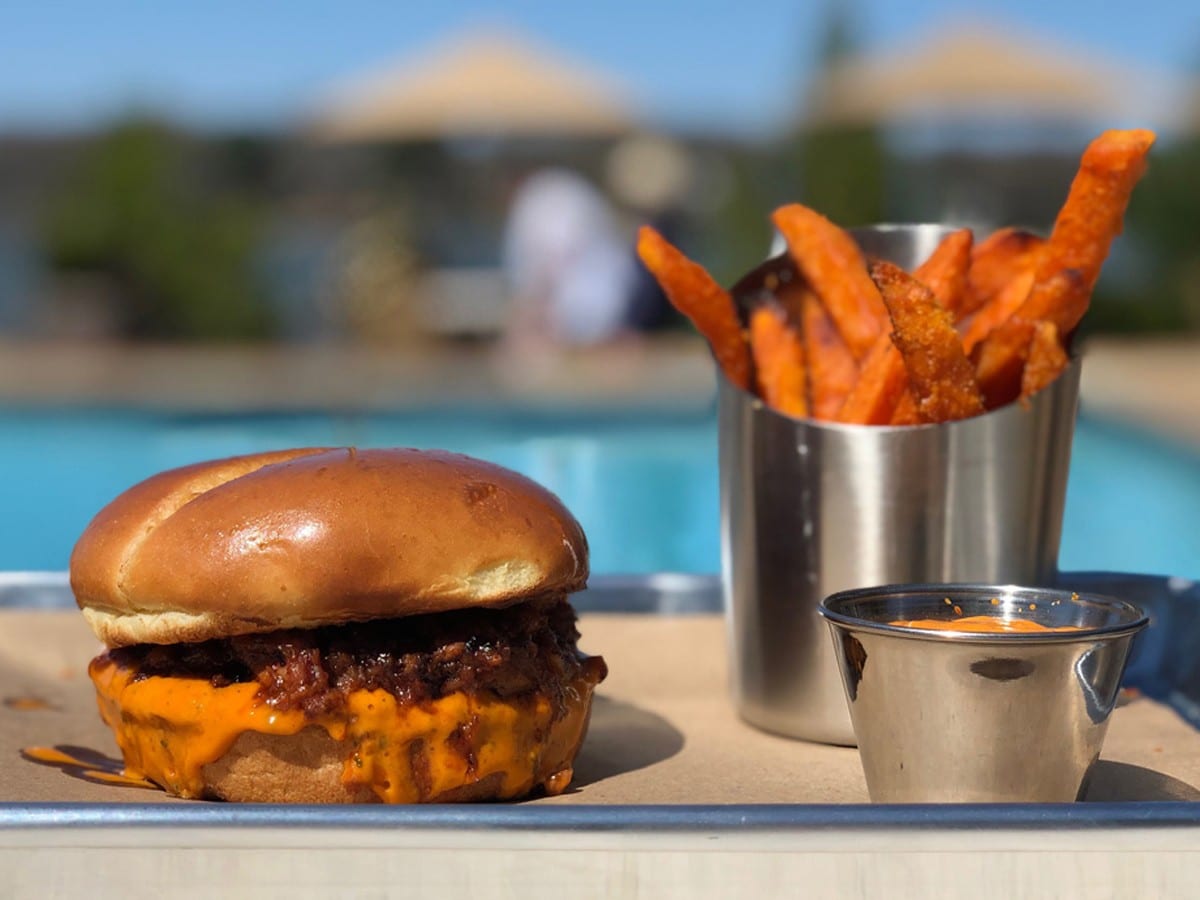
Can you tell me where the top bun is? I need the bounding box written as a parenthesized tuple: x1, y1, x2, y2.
(70, 448, 588, 648)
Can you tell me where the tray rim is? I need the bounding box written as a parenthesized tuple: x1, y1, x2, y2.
(5, 801, 1200, 831)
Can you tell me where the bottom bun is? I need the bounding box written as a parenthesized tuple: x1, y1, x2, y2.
(202, 727, 579, 804)
(203, 729, 379, 803)
(90, 653, 603, 803)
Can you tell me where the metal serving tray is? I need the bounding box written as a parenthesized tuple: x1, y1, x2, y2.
(2, 570, 1199, 834)
(5, 572, 1200, 898)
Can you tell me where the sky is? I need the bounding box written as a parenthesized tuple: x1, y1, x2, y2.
(2, 0, 1197, 135)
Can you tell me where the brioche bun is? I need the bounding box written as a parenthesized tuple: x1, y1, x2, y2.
(71, 447, 589, 647)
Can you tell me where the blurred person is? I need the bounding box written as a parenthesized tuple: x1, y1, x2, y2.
(502, 168, 635, 348)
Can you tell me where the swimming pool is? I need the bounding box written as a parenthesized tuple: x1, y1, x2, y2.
(2, 407, 1198, 578)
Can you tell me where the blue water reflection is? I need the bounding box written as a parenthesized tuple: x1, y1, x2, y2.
(1, 408, 1196, 578)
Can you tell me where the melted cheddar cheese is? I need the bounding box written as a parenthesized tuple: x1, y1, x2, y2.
(88, 656, 601, 803)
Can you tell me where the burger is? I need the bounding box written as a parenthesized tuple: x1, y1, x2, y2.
(69, 447, 607, 803)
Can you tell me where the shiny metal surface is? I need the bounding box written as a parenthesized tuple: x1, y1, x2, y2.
(5, 799, 1200, 831)
(821, 584, 1147, 803)
(719, 225, 1081, 744)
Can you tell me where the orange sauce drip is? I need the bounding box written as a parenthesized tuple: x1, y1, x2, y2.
(889, 615, 1080, 634)
(88, 655, 602, 802)
(83, 770, 159, 788)
(5, 697, 53, 711)
(21, 746, 156, 790)
(23, 746, 88, 767)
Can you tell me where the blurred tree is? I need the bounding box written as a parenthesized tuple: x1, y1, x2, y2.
(43, 119, 273, 340)
(688, 1, 888, 289)
(703, 145, 779, 287)
(790, 1, 887, 225)
(794, 123, 887, 226)
(214, 134, 276, 196)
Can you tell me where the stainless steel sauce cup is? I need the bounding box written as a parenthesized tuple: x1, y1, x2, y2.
(819, 584, 1148, 802)
(719, 225, 1080, 745)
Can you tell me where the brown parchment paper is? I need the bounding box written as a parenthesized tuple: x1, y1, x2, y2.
(2, 611, 1198, 805)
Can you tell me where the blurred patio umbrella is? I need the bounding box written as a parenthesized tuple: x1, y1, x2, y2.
(311, 28, 634, 142)
(806, 21, 1166, 128)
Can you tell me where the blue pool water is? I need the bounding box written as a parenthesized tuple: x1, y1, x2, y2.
(1, 407, 1198, 578)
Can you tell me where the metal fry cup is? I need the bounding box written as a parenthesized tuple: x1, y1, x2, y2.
(819, 584, 1148, 802)
(719, 225, 1080, 745)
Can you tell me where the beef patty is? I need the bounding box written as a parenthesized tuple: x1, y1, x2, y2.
(102, 596, 605, 719)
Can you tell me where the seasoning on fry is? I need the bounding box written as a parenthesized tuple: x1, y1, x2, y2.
(772, 204, 886, 360)
(636, 226, 752, 390)
(838, 230, 971, 425)
(749, 303, 808, 418)
(870, 260, 985, 423)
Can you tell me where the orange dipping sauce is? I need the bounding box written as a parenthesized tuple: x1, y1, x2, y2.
(889, 615, 1079, 634)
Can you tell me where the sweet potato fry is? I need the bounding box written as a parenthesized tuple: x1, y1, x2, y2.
(964, 228, 1043, 317)
(749, 303, 808, 418)
(772, 204, 886, 360)
(890, 392, 920, 425)
(1017, 128, 1156, 336)
(972, 129, 1154, 407)
(960, 267, 1036, 354)
(1021, 320, 1069, 399)
(972, 317, 1036, 409)
(801, 289, 859, 419)
(916, 228, 974, 318)
(869, 260, 984, 423)
(837, 335, 908, 424)
(972, 271, 1082, 407)
(636, 226, 751, 390)
(838, 230, 972, 425)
